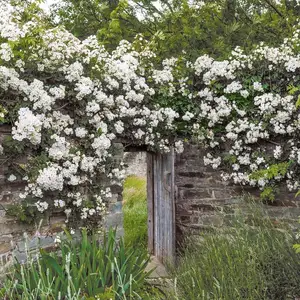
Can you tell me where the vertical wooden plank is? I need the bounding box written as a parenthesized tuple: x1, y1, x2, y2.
(165, 150, 174, 262)
(157, 153, 163, 262)
(165, 150, 173, 264)
(162, 149, 175, 265)
(163, 153, 169, 265)
(161, 153, 166, 263)
(153, 154, 159, 259)
(170, 147, 176, 263)
(147, 153, 154, 254)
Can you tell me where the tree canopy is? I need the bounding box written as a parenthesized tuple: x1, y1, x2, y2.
(52, 0, 300, 59)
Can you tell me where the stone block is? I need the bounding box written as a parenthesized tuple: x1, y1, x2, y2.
(0, 234, 14, 243)
(110, 184, 123, 194)
(108, 201, 122, 214)
(0, 242, 12, 254)
(104, 212, 123, 229)
(0, 220, 32, 236)
(16, 236, 54, 252)
(200, 215, 224, 227)
(179, 215, 192, 224)
(12, 250, 28, 264)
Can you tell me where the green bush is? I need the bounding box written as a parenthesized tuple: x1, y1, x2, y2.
(123, 176, 148, 249)
(2, 229, 152, 299)
(171, 205, 300, 300)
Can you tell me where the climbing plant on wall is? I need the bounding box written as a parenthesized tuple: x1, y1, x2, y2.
(2, 0, 300, 227)
(0, 0, 184, 227)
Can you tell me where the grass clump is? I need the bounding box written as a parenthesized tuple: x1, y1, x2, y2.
(1, 228, 152, 299)
(172, 204, 300, 300)
(123, 176, 147, 249)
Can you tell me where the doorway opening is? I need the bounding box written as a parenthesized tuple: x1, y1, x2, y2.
(121, 149, 176, 264)
(122, 152, 148, 250)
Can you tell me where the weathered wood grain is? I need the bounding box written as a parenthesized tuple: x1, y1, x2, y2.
(147, 153, 154, 254)
(151, 150, 175, 265)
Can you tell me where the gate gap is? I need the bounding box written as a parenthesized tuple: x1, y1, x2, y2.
(122, 151, 148, 251)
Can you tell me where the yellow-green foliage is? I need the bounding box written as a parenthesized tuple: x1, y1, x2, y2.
(249, 162, 291, 181)
(123, 176, 147, 248)
(249, 162, 291, 201)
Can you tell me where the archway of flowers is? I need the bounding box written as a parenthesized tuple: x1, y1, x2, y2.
(1, 1, 300, 228)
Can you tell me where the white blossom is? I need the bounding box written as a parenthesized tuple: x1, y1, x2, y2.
(36, 201, 49, 213)
(7, 174, 17, 182)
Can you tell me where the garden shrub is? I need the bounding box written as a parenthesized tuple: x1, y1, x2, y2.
(171, 204, 300, 300)
(1, 229, 153, 299)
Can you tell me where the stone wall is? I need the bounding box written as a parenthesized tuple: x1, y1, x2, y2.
(0, 125, 124, 270)
(124, 152, 147, 178)
(175, 143, 300, 243)
(2, 125, 300, 267)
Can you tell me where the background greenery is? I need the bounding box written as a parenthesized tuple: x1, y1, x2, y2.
(123, 175, 148, 249)
(52, 0, 300, 59)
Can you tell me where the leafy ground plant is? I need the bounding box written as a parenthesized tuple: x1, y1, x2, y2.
(171, 204, 300, 300)
(1, 229, 152, 299)
(123, 176, 147, 249)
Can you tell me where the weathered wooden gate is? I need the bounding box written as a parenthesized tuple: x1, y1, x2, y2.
(147, 149, 175, 264)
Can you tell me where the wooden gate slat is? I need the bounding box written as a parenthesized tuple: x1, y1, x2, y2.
(170, 148, 176, 262)
(147, 153, 154, 254)
(163, 150, 175, 264)
(161, 153, 166, 262)
(154, 155, 157, 258)
(157, 154, 161, 260)
(153, 155, 158, 259)
(163, 155, 171, 263)
(167, 153, 171, 263)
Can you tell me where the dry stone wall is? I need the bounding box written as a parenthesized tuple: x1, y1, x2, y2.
(2, 122, 300, 267)
(175, 143, 300, 244)
(0, 125, 124, 271)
